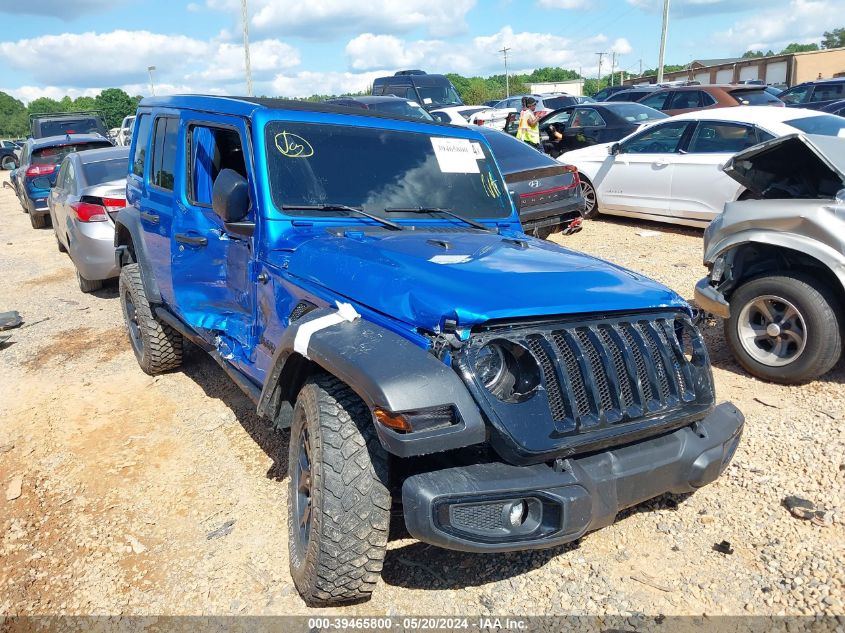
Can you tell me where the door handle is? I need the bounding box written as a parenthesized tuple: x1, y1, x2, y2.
(140, 210, 159, 225)
(175, 233, 208, 247)
(654, 159, 669, 166)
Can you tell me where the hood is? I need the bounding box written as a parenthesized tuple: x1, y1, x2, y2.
(723, 133, 845, 199)
(284, 229, 686, 330)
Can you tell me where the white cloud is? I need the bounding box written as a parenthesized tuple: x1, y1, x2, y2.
(716, 0, 836, 51)
(270, 71, 388, 98)
(189, 39, 300, 83)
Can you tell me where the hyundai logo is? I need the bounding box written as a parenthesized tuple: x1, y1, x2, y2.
(528, 179, 540, 188)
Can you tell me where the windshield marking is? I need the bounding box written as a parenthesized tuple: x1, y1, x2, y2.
(430, 137, 479, 173)
(275, 131, 314, 158)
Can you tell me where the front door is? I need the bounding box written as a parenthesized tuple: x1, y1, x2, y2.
(169, 114, 257, 364)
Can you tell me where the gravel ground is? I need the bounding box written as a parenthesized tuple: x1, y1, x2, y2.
(1, 170, 843, 619)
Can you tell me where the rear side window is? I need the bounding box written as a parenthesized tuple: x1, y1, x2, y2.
(151, 117, 178, 191)
(131, 114, 151, 177)
(731, 89, 782, 105)
(808, 83, 844, 102)
(688, 122, 757, 153)
(187, 125, 246, 206)
(669, 91, 712, 109)
(639, 91, 671, 110)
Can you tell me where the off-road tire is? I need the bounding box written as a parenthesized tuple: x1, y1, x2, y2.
(29, 212, 49, 229)
(580, 177, 599, 219)
(76, 269, 103, 293)
(119, 263, 183, 374)
(288, 374, 390, 606)
(725, 273, 842, 384)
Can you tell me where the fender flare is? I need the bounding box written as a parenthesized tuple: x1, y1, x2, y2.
(114, 205, 163, 303)
(257, 308, 487, 457)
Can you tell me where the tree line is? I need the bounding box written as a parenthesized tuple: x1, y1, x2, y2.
(743, 28, 845, 59)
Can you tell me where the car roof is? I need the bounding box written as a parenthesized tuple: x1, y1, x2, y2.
(28, 133, 112, 149)
(667, 105, 827, 124)
(74, 145, 131, 163)
(329, 95, 416, 105)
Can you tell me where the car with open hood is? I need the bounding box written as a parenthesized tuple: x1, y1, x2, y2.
(696, 133, 845, 383)
(115, 94, 743, 607)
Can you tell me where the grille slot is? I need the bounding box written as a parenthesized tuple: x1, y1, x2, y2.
(526, 337, 567, 422)
(551, 332, 590, 419)
(451, 502, 506, 532)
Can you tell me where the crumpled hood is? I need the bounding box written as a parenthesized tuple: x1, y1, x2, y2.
(285, 230, 687, 329)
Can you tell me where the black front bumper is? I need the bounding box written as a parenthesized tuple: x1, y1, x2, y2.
(402, 401, 743, 553)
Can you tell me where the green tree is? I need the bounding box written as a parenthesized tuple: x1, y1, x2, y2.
(94, 88, 134, 128)
(72, 96, 97, 110)
(742, 50, 765, 58)
(821, 27, 845, 49)
(0, 91, 29, 137)
(27, 96, 64, 114)
(781, 42, 819, 54)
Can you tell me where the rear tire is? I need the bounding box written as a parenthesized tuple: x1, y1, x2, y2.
(288, 374, 390, 606)
(29, 213, 49, 229)
(580, 177, 599, 219)
(1, 156, 17, 170)
(725, 273, 842, 384)
(55, 231, 67, 253)
(76, 270, 103, 293)
(119, 263, 183, 374)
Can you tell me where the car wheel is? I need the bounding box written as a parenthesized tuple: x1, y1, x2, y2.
(76, 270, 103, 293)
(29, 213, 49, 229)
(580, 178, 599, 219)
(288, 374, 390, 607)
(1, 156, 17, 170)
(725, 273, 842, 384)
(55, 230, 67, 253)
(119, 263, 183, 374)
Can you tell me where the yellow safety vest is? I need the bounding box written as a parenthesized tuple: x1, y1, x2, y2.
(516, 109, 540, 144)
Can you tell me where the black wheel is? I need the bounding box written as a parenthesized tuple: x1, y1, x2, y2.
(119, 263, 183, 374)
(55, 230, 67, 253)
(29, 212, 49, 229)
(725, 273, 842, 384)
(76, 269, 103, 293)
(288, 374, 390, 606)
(580, 177, 599, 219)
(1, 155, 17, 170)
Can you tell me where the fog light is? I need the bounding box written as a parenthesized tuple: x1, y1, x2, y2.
(507, 500, 528, 527)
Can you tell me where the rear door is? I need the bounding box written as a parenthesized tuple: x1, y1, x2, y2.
(668, 121, 753, 222)
(562, 107, 607, 151)
(169, 115, 256, 361)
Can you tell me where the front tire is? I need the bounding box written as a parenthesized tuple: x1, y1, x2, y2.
(580, 177, 599, 219)
(119, 263, 183, 374)
(725, 273, 842, 384)
(288, 374, 390, 606)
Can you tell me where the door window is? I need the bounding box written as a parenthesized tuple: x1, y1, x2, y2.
(55, 161, 68, 189)
(778, 84, 812, 104)
(569, 108, 606, 127)
(150, 117, 178, 191)
(187, 125, 247, 206)
(131, 114, 151, 177)
(65, 162, 77, 192)
(668, 90, 707, 110)
(622, 121, 690, 154)
(687, 122, 757, 153)
(638, 91, 671, 110)
(808, 83, 844, 102)
(542, 109, 572, 127)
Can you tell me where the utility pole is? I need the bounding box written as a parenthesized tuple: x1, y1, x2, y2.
(241, 0, 253, 96)
(639, 59, 643, 75)
(147, 65, 156, 96)
(499, 46, 511, 97)
(595, 52, 605, 84)
(610, 51, 617, 86)
(657, 0, 671, 83)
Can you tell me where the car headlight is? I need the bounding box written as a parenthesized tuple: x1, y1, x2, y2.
(473, 340, 541, 403)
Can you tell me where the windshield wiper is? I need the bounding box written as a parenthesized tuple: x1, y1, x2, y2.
(383, 206, 495, 232)
(280, 204, 403, 231)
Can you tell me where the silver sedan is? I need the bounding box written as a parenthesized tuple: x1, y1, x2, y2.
(48, 146, 130, 292)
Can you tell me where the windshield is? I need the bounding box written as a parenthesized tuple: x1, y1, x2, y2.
(415, 82, 462, 107)
(369, 100, 433, 120)
(265, 122, 511, 219)
(785, 115, 845, 136)
(608, 103, 668, 122)
(32, 141, 112, 165)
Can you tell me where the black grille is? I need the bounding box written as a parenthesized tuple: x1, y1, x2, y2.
(289, 301, 316, 323)
(451, 502, 505, 532)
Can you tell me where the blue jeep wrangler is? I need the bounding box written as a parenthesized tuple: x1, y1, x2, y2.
(115, 95, 744, 606)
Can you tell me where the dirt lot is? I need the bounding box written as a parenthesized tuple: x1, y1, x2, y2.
(1, 170, 843, 618)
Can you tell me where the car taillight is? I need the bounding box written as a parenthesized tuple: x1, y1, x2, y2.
(25, 164, 57, 177)
(70, 201, 108, 222)
(102, 197, 126, 210)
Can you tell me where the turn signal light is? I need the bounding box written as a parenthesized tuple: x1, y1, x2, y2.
(374, 408, 413, 433)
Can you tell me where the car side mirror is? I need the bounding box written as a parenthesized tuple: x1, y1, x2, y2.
(212, 168, 250, 223)
(836, 188, 845, 205)
(609, 142, 621, 155)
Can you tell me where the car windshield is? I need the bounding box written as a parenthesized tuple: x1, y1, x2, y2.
(32, 141, 112, 165)
(542, 96, 576, 109)
(785, 115, 845, 136)
(369, 100, 433, 120)
(82, 158, 127, 184)
(608, 104, 668, 122)
(415, 83, 462, 107)
(265, 122, 511, 219)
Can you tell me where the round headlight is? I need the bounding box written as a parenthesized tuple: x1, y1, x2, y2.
(473, 340, 541, 403)
(475, 343, 506, 389)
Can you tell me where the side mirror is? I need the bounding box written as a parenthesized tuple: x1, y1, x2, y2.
(212, 168, 250, 223)
(609, 142, 621, 156)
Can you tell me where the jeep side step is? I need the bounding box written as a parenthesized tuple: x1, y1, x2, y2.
(154, 306, 262, 405)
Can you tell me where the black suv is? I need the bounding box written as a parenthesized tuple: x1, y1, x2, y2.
(779, 78, 845, 111)
(372, 70, 463, 111)
(29, 110, 110, 140)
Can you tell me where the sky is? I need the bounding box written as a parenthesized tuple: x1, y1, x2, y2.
(0, 0, 842, 103)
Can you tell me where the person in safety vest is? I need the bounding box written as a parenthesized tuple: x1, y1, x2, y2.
(516, 96, 541, 150)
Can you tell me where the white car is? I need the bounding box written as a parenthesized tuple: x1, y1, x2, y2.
(560, 106, 845, 228)
(429, 106, 489, 125)
(115, 115, 136, 147)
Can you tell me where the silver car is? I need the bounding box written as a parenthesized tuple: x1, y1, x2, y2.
(48, 146, 130, 292)
(695, 133, 845, 384)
